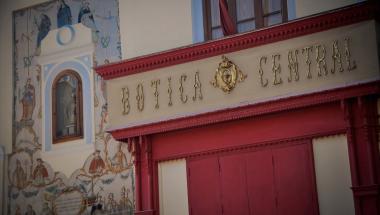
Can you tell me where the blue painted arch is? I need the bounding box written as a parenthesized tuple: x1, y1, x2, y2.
(44, 60, 93, 151)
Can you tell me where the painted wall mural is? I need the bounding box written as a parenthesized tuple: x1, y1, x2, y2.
(10, 0, 134, 214)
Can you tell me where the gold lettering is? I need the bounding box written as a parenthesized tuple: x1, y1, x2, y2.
(167, 77, 173, 106)
(344, 38, 357, 71)
(136, 83, 144, 112)
(193, 71, 203, 101)
(287, 50, 299, 82)
(315, 44, 327, 77)
(121, 87, 130, 115)
(179, 74, 188, 103)
(259, 56, 268, 87)
(331, 40, 343, 73)
(272, 54, 282, 85)
(302, 46, 313, 79)
(151, 79, 160, 109)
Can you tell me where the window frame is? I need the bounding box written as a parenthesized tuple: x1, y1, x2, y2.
(52, 70, 83, 144)
(203, 0, 288, 40)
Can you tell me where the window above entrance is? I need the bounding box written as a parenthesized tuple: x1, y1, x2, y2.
(203, 0, 288, 40)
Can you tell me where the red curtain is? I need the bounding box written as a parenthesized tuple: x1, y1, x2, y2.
(219, 0, 237, 36)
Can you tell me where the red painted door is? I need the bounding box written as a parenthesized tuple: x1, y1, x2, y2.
(187, 143, 317, 215)
(219, 154, 250, 215)
(187, 156, 222, 215)
(273, 144, 317, 215)
(246, 149, 276, 215)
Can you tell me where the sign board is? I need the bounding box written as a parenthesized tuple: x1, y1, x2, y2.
(106, 21, 379, 130)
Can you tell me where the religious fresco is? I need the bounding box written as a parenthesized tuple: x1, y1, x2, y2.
(10, 0, 134, 214)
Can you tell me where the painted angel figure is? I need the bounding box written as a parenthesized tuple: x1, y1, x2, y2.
(78, 0, 99, 42)
(32, 158, 49, 186)
(36, 13, 51, 53)
(57, 0, 72, 28)
(20, 78, 35, 121)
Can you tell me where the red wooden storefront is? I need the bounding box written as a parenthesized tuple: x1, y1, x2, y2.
(97, 2, 380, 215)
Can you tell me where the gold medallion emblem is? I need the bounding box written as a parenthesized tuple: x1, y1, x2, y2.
(211, 55, 247, 93)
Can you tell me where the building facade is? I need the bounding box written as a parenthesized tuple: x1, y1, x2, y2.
(0, 0, 379, 215)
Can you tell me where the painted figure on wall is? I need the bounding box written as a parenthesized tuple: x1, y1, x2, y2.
(57, 0, 72, 28)
(110, 143, 127, 172)
(78, 1, 97, 31)
(98, 103, 108, 134)
(78, 1, 99, 42)
(89, 150, 105, 175)
(105, 193, 117, 212)
(15, 205, 22, 215)
(32, 158, 49, 186)
(20, 78, 35, 121)
(96, 194, 105, 207)
(13, 159, 27, 189)
(119, 186, 133, 213)
(24, 204, 36, 215)
(41, 202, 53, 215)
(36, 13, 51, 55)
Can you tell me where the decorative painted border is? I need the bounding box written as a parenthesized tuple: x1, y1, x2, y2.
(96, 2, 378, 80)
(110, 81, 380, 140)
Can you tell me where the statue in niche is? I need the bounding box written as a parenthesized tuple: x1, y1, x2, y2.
(57, 0, 72, 28)
(54, 72, 82, 140)
(89, 150, 106, 175)
(32, 158, 49, 186)
(12, 159, 27, 189)
(20, 78, 35, 121)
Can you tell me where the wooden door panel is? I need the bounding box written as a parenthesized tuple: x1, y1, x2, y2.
(245, 149, 276, 215)
(187, 157, 222, 215)
(273, 144, 316, 215)
(220, 154, 250, 215)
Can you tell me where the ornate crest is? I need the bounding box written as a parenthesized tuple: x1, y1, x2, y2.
(211, 55, 247, 93)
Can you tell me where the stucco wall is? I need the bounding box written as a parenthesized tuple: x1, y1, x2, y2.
(158, 159, 189, 215)
(120, 0, 193, 59)
(313, 135, 355, 215)
(295, 0, 361, 17)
